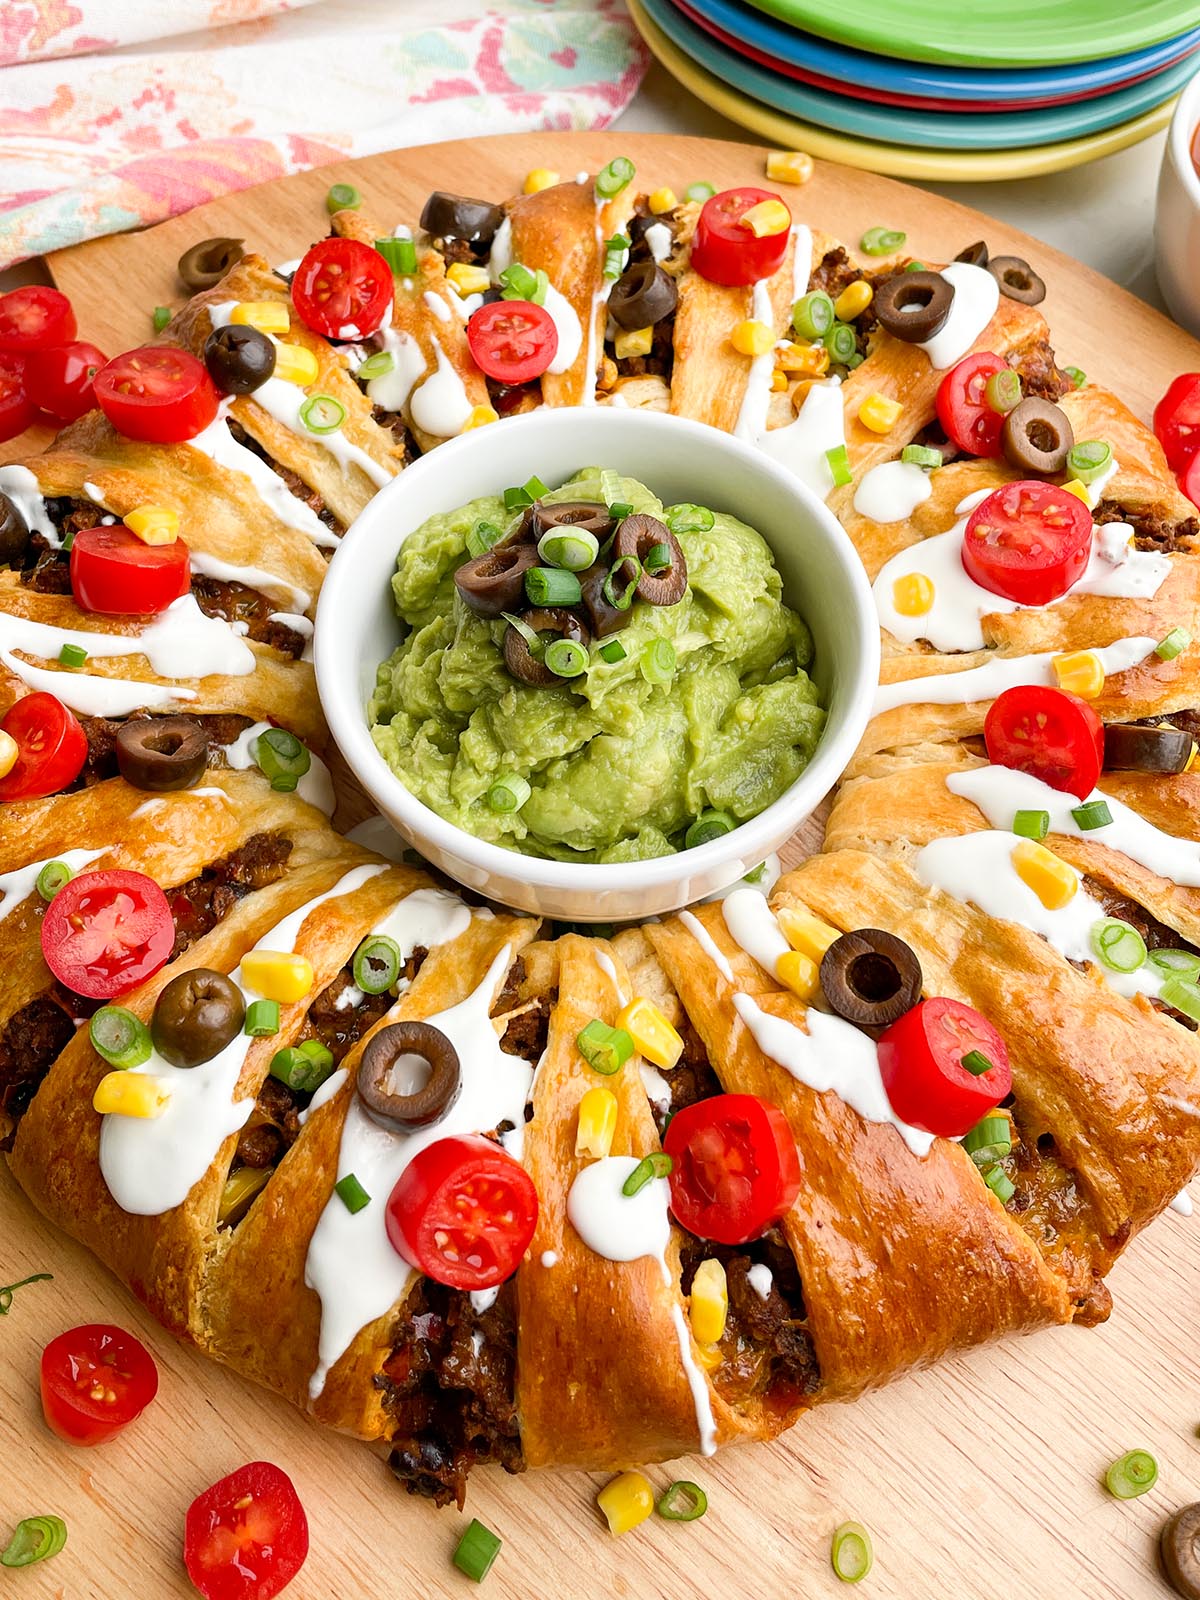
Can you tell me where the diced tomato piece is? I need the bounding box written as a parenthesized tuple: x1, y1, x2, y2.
(689, 187, 791, 286)
(983, 684, 1105, 800)
(70, 524, 191, 616)
(0, 692, 87, 802)
(935, 351, 1009, 459)
(93, 346, 218, 443)
(184, 1462, 309, 1600)
(878, 997, 1011, 1138)
(663, 1093, 800, 1245)
(40, 868, 174, 999)
(0, 286, 76, 355)
(961, 480, 1093, 606)
(40, 1324, 158, 1446)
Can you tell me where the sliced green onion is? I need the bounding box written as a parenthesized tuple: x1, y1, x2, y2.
(595, 156, 635, 198)
(89, 1006, 152, 1071)
(298, 393, 346, 435)
(466, 519, 504, 559)
(657, 1481, 708, 1521)
(846, 353, 864, 370)
(270, 1038, 335, 1093)
(0, 1272, 52, 1316)
(830, 1521, 873, 1584)
(1012, 809, 1050, 841)
(1148, 948, 1200, 982)
(602, 555, 641, 611)
(152, 306, 171, 333)
(600, 467, 623, 506)
(1105, 1449, 1158, 1500)
(962, 1115, 1013, 1167)
(1089, 918, 1147, 975)
(244, 999, 280, 1037)
(904, 260, 927, 272)
(501, 611, 543, 658)
(641, 638, 676, 685)
(357, 350, 396, 382)
(499, 262, 538, 301)
(524, 474, 549, 500)
(861, 226, 905, 255)
(743, 861, 769, 884)
(353, 935, 402, 995)
(252, 727, 311, 793)
(1156, 626, 1191, 661)
(577, 1019, 633, 1076)
(607, 500, 634, 520)
(503, 485, 532, 512)
(642, 541, 671, 574)
(487, 773, 532, 813)
(961, 1050, 993, 1077)
(326, 182, 362, 213)
(36, 860, 73, 901)
(901, 443, 942, 469)
(603, 234, 630, 281)
(334, 1173, 371, 1215)
(538, 528, 599, 571)
(1072, 799, 1112, 831)
(685, 809, 735, 850)
(1, 1515, 67, 1569)
(824, 321, 858, 364)
(524, 566, 581, 607)
(1066, 439, 1112, 483)
(544, 637, 589, 678)
(622, 1151, 672, 1196)
(376, 235, 417, 276)
(685, 181, 715, 203)
(1064, 365, 1087, 389)
(665, 503, 715, 535)
(825, 444, 852, 487)
(1160, 975, 1200, 1024)
(453, 1518, 502, 1583)
(984, 368, 1022, 416)
(61, 528, 75, 553)
(58, 642, 87, 667)
(982, 1164, 1016, 1204)
(597, 639, 626, 664)
(792, 289, 834, 342)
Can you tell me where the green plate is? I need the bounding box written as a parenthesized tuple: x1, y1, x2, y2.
(740, 0, 1200, 67)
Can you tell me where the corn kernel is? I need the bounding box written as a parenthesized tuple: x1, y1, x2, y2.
(740, 198, 791, 238)
(766, 149, 814, 186)
(1011, 840, 1078, 910)
(597, 1472, 655, 1537)
(1062, 478, 1090, 502)
(273, 342, 319, 386)
(776, 907, 840, 964)
(775, 340, 829, 377)
(1186, 742, 1199, 774)
(229, 301, 289, 335)
(523, 167, 559, 194)
(732, 319, 776, 357)
(613, 325, 653, 360)
(124, 505, 179, 546)
(93, 1071, 169, 1120)
(240, 949, 315, 1003)
(690, 1257, 729, 1345)
(892, 572, 935, 616)
(834, 280, 874, 321)
(446, 261, 492, 296)
(575, 1087, 618, 1159)
(1052, 649, 1105, 700)
(770, 370, 788, 392)
(617, 997, 683, 1070)
(462, 404, 499, 431)
(858, 392, 904, 434)
(648, 186, 678, 214)
(0, 729, 17, 781)
(776, 949, 821, 1003)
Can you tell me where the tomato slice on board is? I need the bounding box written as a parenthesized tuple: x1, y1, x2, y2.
(1153, 373, 1200, 474)
(689, 187, 791, 287)
(290, 238, 392, 340)
(0, 286, 76, 355)
(70, 524, 191, 616)
(663, 1093, 800, 1245)
(25, 340, 108, 424)
(0, 693, 87, 802)
(385, 1134, 539, 1291)
(0, 360, 34, 443)
(466, 299, 558, 384)
(983, 684, 1104, 800)
(41, 869, 174, 1000)
(93, 346, 219, 443)
(961, 480, 1093, 606)
(40, 1324, 158, 1446)
(184, 1462, 309, 1600)
(935, 351, 1009, 459)
(877, 997, 1011, 1139)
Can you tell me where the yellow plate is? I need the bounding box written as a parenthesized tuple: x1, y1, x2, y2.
(628, 0, 1178, 181)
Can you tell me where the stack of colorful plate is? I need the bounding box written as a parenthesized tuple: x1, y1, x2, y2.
(627, 0, 1200, 180)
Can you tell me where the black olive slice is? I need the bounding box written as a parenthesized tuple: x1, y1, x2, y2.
(608, 262, 678, 332)
(419, 191, 504, 248)
(820, 929, 922, 1029)
(955, 240, 989, 267)
(1104, 723, 1194, 774)
(529, 500, 614, 541)
(613, 514, 687, 606)
(988, 254, 1046, 306)
(0, 490, 30, 565)
(873, 270, 955, 343)
(178, 236, 245, 292)
(358, 1021, 462, 1132)
(1001, 396, 1074, 474)
(455, 544, 539, 618)
(503, 607, 591, 686)
(204, 325, 276, 395)
(115, 716, 209, 792)
(151, 968, 245, 1068)
(1162, 1504, 1200, 1600)
(580, 563, 627, 638)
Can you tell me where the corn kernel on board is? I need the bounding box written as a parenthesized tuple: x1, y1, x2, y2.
(3, 130, 1200, 1600)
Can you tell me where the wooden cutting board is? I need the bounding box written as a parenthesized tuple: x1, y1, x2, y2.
(4, 131, 1200, 1600)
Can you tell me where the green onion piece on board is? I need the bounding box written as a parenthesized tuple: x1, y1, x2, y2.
(356, 350, 396, 382)
(595, 156, 635, 198)
(375, 235, 417, 275)
(453, 1518, 502, 1583)
(901, 443, 942, 469)
(602, 555, 641, 611)
(352, 935, 402, 996)
(962, 1115, 1013, 1167)
(1064, 365, 1087, 389)
(623, 1152, 673, 1196)
(641, 638, 676, 686)
(58, 642, 88, 667)
(961, 1050, 993, 1077)
(89, 1006, 152, 1071)
(830, 1521, 873, 1584)
(487, 773, 532, 814)
(1160, 976, 1200, 1024)
(1105, 1449, 1158, 1500)
(1072, 799, 1112, 831)
(577, 1019, 633, 1076)
(823, 321, 858, 364)
(665, 502, 715, 535)
(685, 181, 715, 203)
(791, 289, 834, 341)
(1156, 626, 1191, 661)
(538, 528, 599, 571)
(825, 444, 852, 487)
(152, 306, 171, 333)
(544, 637, 589, 678)
(466, 520, 504, 559)
(1, 1515, 68, 1569)
(1147, 948, 1200, 982)
(1089, 918, 1147, 975)
(1012, 809, 1050, 841)
(657, 1481, 708, 1521)
(984, 368, 1022, 415)
(598, 639, 627, 664)
(334, 1173, 371, 1215)
(270, 1039, 335, 1093)
(244, 999, 280, 1037)
(298, 393, 346, 435)
(860, 226, 906, 255)
(0, 1272, 52, 1316)
(982, 1164, 1016, 1204)
(35, 860, 73, 901)
(685, 809, 735, 850)
(1066, 439, 1112, 483)
(603, 234, 630, 281)
(252, 728, 311, 793)
(525, 566, 581, 607)
(326, 182, 362, 213)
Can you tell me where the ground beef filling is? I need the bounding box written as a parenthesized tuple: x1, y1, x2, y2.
(0, 995, 76, 1148)
(1094, 498, 1198, 555)
(225, 419, 344, 538)
(1009, 335, 1071, 403)
(809, 247, 880, 357)
(190, 575, 307, 657)
(71, 710, 254, 789)
(169, 831, 293, 960)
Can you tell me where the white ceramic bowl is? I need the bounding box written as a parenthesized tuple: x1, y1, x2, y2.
(1156, 61, 1200, 338)
(315, 406, 878, 921)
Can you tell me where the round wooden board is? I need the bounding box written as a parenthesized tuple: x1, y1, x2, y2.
(4, 131, 1200, 1600)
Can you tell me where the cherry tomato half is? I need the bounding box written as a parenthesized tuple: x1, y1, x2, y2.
(184, 1462, 309, 1600)
(0, 692, 87, 802)
(40, 1323, 158, 1446)
(25, 340, 108, 424)
(1153, 373, 1200, 474)
(961, 480, 1093, 606)
(41, 868, 174, 1000)
(690, 187, 791, 287)
(385, 1134, 538, 1291)
(877, 997, 1011, 1138)
(0, 359, 34, 443)
(93, 346, 219, 443)
(466, 299, 558, 384)
(983, 684, 1104, 800)
(290, 238, 392, 340)
(0, 286, 76, 355)
(663, 1093, 800, 1245)
(935, 352, 1009, 459)
(70, 524, 191, 616)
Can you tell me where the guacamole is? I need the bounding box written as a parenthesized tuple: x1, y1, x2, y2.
(368, 468, 825, 863)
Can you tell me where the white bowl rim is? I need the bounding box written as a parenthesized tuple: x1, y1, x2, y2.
(315, 405, 880, 895)
(1168, 58, 1200, 209)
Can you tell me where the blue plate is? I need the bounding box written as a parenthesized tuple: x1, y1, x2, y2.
(642, 0, 1199, 148)
(682, 0, 1200, 105)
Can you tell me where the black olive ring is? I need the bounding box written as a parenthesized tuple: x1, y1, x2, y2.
(819, 929, 923, 1030)
(357, 1021, 462, 1132)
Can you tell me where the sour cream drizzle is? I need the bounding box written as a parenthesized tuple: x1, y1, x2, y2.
(187, 414, 337, 547)
(853, 460, 933, 524)
(409, 338, 473, 438)
(0, 650, 197, 717)
(758, 378, 846, 501)
(872, 635, 1157, 717)
(187, 548, 312, 615)
(734, 225, 814, 451)
(0, 846, 105, 922)
(543, 283, 583, 376)
(0, 593, 254, 682)
(360, 325, 427, 415)
(219, 721, 334, 814)
(915, 262, 1000, 370)
(0, 465, 57, 545)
